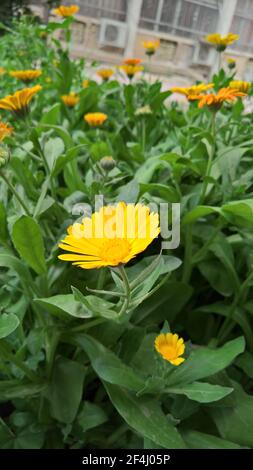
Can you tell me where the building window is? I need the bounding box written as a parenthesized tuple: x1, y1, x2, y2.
(230, 0, 253, 53)
(63, 0, 127, 21)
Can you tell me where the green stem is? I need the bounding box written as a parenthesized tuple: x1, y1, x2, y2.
(116, 265, 131, 317)
(141, 119, 146, 155)
(0, 340, 38, 382)
(0, 170, 31, 216)
(199, 111, 216, 204)
(182, 224, 193, 284)
(70, 318, 105, 333)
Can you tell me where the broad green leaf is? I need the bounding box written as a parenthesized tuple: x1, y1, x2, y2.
(40, 103, 61, 125)
(12, 216, 46, 274)
(0, 313, 20, 338)
(182, 206, 220, 225)
(35, 294, 93, 319)
(0, 381, 46, 400)
(182, 430, 242, 449)
(77, 401, 107, 433)
(0, 202, 8, 241)
(72, 288, 118, 320)
(44, 137, 65, 170)
(166, 381, 233, 403)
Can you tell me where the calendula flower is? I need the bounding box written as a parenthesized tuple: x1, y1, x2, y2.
(61, 92, 79, 107)
(97, 69, 114, 81)
(119, 65, 144, 79)
(123, 58, 142, 66)
(10, 70, 42, 83)
(155, 333, 185, 366)
(171, 83, 214, 100)
(52, 4, 79, 17)
(82, 79, 89, 88)
(0, 67, 6, 75)
(142, 39, 160, 56)
(193, 87, 246, 110)
(84, 112, 108, 127)
(229, 80, 251, 93)
(0, 85, 42, 117)
(0, 122, 13, 141)
(58, 202, 160, 269)
(206, 33, 239, 51)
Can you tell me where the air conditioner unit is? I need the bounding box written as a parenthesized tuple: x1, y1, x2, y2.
(99, 19, 127, 48)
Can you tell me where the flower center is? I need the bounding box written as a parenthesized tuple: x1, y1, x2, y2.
(160, 345, 177, 360)
(99, 239, 131, 265)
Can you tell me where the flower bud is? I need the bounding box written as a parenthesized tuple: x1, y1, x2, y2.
(0, 145, 10, 168)
(100, 156, 116, 172)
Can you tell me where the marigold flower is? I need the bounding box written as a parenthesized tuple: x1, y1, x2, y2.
(0, 122, 13, 141)
(52, 4, 79, 17)
(193, 87, 246, 110)
(0, 67, 6, 75)
(171, 83, 214, 100)
(155, 333, 185, 366)
(58, 202, 160, 269)
(61, 92, 79, 107)
(123, 58, 142, 66)
(84, 112, 108, 127)
(96, 68, 114, 81)
(119, 65, 144, 79)
(206, 32, 239, 51)
(142, 39, 160, 55)
(10, 70, 42, 83)
(82, 79, 90, 88)
(229, 80, 251, 93)
(0, 85, 42, 117)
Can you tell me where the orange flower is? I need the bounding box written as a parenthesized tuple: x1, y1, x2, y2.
(52, 4, 79, 17)
(142, 39, 160, 55)
(155, 333, 185, 366)
(119, 65, 144, 79)
(96, 69, 114, 81)
(0, 85, 42, 117)
(82, 79, 89, 88)
(61, 92, 79, 107)
(123, 58, 142, 66)
(193, 87, 246, 110)
(10, 70, 42, 83)
(84, 112, 108, 127)
(0, 122, 13, 141)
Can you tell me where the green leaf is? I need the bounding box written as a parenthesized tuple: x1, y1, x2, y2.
(104, 383, 186, 449)
(12, 216, 46, 274)
(40, 103, 61, 126)
(0, 201, 8, 241)
(44, 137, 65, 170)
(0, 381, 46, 400)
(0, 313, 20, 338)
(182, 430, 242, 449)
(72, 288, 118, 320)
(35, 294, 93, 319)
(77, 401, 107, 433)
(47, 357, 86, 424)
(167, 381, 233, 403)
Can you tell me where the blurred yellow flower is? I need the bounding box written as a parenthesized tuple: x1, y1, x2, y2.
(61, 92, 79, 107)
(229, 80, 251, 93)
(52, 4, 79, 17)
(119, 64, 144, 79)
(0, 122, 13, 141)
(193, 87, 246, 110)
(171, 83, 214, 100)
(123, 58, 142, 66)
(96, 69, 114, 81)
(84, 112, 108, 127)
(82, 79, 90, 88)
(10, 70, 42, 83)
(155, 333, 185, 366)
(58, 202, 160, 269)
(0, 67, 6, 75)
(142, 39, 160, 55)
(206, 33, 239, 51)
(0, 85, 42, 116)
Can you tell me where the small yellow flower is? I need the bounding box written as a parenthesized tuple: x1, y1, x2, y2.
(155, 333, 185, 366)
(10, 70, 42, 83)
(229, 80, 251, 93)
(142, 39, 160, 55)
(84, 112, 108, 127)
(58, 202, 160, 269)
(227, 57, 236, 69)
(0, 85, 42, 116)
(123, 58, 142, 66)
(0, 122, 13, 141)
(171, 83, 214, 100)
(119, 65, 144, 79)
(82, 79, 90, 88)
(61, 92, 79, 107)
(193, 87, 246, 110)
(52, 4, 79, 17)
(206, 33, 239, 51)
(0, 67, 6, 75)
(96, 69, 114, 81)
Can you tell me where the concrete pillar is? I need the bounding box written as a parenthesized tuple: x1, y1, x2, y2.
(124, 0, 143, 57)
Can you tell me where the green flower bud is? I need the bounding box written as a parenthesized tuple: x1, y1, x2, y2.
(100, 156, 116, 172)
(0, 145, 10, 168)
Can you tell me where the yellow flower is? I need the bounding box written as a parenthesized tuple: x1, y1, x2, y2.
(58, 202, 160, 269)
(0, 122, 13, 141)
(171, 83, 214, 100)
(0, 67, 6, 75)
(61, 92, 79, 107)
(82, 79, 90, 88)
(155, 333, 185, 366)
(52, 4, 79, 17)
(229, 80, 251, 93)
(0, 85, 42, 116)
(119, 65, 144, 79)
(84, 112, 108, 127)
(193, 87, 246, 110)
(10, 70, 42, 83)
(142, 39, 160, 55)
(123, 58, 142, 66)
(96, 69, 114, 81)
(206, 33, 239, 51)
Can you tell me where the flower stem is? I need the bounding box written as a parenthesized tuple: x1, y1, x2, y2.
(0, 169, 31, 216)
(116, 265, 131, 317)
(199, 111, 216, 204)
(0, 340, 38, 382)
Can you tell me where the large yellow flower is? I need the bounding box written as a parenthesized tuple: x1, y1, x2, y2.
(61, 92, 79, 107)
(206, 33, 239, 51)
(84, 112, 108, 127)
(119, 65, 144, 79)
(96, 69, 114, 81)
(0, 85, 42, 116)
(10, 70, 42, 83)
(193, 87, 246, 110)
(58, 202, 160, 269)
(171, 83, 214, 100)
(229, 80, 251, 93)
(142, 39, 160, 55)
(52, 4, 79, 17)
(0, 122, 13, 141)
(155, 333, 185, 366)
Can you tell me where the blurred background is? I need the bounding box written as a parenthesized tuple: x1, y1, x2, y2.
(2, 1, 253, 86)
